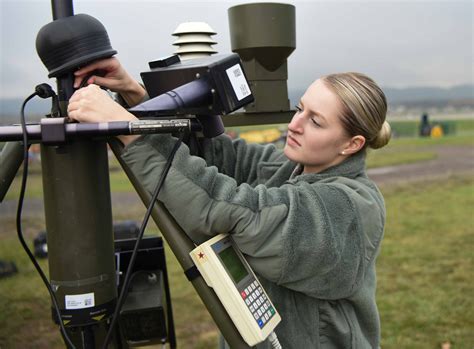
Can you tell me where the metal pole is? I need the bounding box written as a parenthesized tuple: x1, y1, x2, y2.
(109, 139, 252, 349)
(0, 141, 24, 202)
(50, 0, 75, 118)
(40, 1, 118, 347)
(52, 0, 74, 19)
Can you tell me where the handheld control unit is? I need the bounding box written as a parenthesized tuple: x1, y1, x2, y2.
(190, 234, 281, 346)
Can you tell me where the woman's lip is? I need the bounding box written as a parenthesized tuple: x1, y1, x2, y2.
(287, 134, 301, 147)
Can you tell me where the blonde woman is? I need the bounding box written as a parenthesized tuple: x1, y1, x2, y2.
(69, 58, 391, 348)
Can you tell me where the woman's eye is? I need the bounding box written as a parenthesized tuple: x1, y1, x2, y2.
(311, 118, 321, 127)
(295, 105, 302, 113)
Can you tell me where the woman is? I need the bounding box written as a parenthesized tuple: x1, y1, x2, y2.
(68, 58, 391, 348)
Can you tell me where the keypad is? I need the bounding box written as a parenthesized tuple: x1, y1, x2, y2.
(240, 280, 276, 328)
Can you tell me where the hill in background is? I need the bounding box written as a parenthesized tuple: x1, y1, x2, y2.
(288, 84, 474, 108)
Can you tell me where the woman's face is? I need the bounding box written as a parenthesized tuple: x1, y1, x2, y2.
(283, 79, 351, 174)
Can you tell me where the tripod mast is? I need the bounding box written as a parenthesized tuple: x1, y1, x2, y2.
(41, 0, 118, 346)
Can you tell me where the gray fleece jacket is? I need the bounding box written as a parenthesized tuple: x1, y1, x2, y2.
(121, 133, 386, 349)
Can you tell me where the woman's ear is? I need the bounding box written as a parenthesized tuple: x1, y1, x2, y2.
(341, 135, 366, 155)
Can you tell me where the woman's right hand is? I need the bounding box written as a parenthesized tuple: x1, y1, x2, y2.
(68, 84, 136, 123)
(73, 57, 146, 107)
(68, 84, 140, 146)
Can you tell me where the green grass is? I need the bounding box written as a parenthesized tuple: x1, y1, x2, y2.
(367, 146, 436, 168)
(389, 133, 474, 147)
(1, 175, 473, 348)
(377, 175, 474, 348)
(366, 125, 474, 168)
(384, 118, 474, 138)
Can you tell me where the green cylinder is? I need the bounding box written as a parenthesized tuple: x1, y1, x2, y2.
(41, 140, 117, 328)
(228, 3, 296, 112)
(228, 3, 295, 71)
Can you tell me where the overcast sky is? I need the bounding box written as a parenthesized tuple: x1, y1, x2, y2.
(0, 0, 472, 99)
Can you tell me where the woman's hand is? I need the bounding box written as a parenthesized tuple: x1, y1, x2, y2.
(73, 57, 146, 107)
(68, 84, 140, 146)
(68, 84, 137, 123)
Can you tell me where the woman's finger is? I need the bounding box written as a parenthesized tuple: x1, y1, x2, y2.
(89, 75, 118, 90)
(67, 109, 81, 122)
(73, 74, 93, 88)
(73, 58, 118, 88)
(73, 76, 83, 88)
(67, 100, 79, 113)
(74, 58, 114, 76)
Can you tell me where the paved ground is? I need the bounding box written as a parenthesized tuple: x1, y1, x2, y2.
(367, 145, 474, 186)
(1, 145, 473, 218)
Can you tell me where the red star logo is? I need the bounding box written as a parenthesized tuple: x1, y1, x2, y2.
(198, 252, 205, 259)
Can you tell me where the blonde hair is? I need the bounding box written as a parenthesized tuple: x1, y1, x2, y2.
(321, 72, 391, 149)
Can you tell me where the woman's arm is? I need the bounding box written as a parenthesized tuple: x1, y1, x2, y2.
(200, 135, 286, 185)
(122, 134, 373, 299)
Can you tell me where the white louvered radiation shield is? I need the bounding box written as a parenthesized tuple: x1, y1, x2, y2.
(172, 22, 217, 60)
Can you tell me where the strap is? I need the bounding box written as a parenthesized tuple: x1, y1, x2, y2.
(184, 265, 201, 281)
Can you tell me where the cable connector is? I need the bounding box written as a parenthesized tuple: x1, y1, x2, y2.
(35, 83, 56, 99)
(35, 83, 60, 118)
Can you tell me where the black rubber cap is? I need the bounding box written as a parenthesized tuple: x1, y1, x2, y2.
(36, 14, 117, 78)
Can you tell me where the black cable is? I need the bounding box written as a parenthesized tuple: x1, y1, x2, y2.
(102, 132, 186, 349)
(17, 92, 76, 349)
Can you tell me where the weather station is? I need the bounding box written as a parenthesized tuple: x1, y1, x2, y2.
(0, 1, 296, 348)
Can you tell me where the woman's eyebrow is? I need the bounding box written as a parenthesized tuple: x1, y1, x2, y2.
(300, 99, 327, 121)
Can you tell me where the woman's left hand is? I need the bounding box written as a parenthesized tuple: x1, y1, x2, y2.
(68, 84, 137, 123)
(73, 57, 146, 107)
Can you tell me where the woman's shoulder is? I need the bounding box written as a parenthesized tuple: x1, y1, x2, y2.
(316, 173, 381, 198)
(316, 176, 386, 262)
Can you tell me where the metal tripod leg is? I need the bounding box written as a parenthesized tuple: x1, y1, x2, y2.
(0, 141, 24, 202)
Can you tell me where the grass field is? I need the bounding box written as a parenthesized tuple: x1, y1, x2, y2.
(1, 175, 472, 348)
(0, 118, 473, 348)
(378, 175, 474, 348)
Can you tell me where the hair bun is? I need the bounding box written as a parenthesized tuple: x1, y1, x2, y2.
(369, 121, 391, 149)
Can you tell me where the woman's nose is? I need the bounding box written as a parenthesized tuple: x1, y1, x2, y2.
(288, 111, 304, 133)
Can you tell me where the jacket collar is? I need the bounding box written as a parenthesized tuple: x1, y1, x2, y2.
(289, 151, 367, 183)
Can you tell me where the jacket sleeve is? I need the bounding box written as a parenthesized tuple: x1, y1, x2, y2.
(121, 134, 370, 299)
(200, 134, 285, 185)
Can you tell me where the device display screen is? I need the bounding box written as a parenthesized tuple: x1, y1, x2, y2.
(218, 246, 248, 284)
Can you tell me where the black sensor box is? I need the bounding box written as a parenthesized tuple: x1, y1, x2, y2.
(140, 53, 254, 116)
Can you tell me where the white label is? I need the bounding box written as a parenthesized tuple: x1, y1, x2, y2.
(226, 64, 251, 101)
(65, 292, 95, 310)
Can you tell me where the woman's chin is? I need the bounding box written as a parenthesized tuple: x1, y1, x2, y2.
(283, 146, 297, 162)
